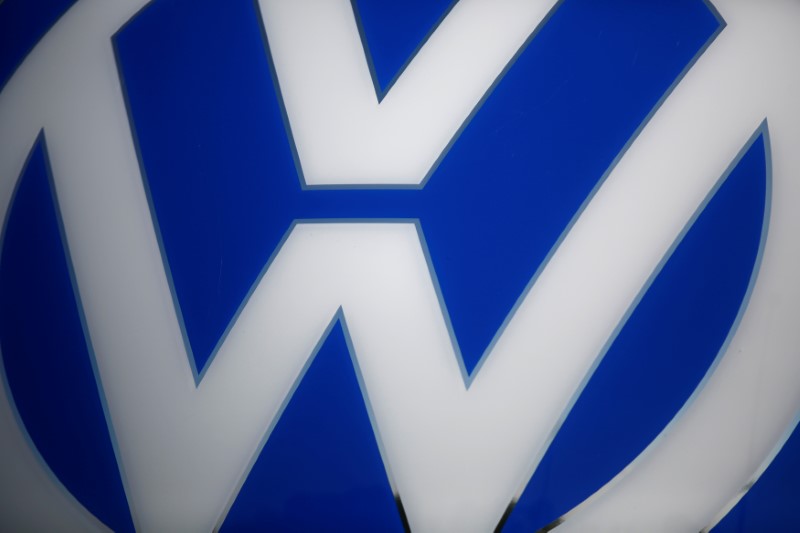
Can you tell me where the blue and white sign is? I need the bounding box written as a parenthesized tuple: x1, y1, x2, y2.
(1, 0, 799, 531)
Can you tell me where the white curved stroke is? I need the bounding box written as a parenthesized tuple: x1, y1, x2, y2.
(259, 0, 560, 185)
(0, 1, 148, 531)
(555, 1, 800, 531)
(0, 1, 798, 533)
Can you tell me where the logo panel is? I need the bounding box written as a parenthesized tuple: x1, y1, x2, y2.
(0, 0, 799, 531)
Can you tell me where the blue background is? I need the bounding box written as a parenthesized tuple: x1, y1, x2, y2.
(0, 0, 795, 531)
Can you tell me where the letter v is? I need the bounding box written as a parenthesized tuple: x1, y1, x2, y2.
(258, 0, 561, 186)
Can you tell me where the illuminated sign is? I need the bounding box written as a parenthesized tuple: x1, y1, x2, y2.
(1, 0, 799, 530)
